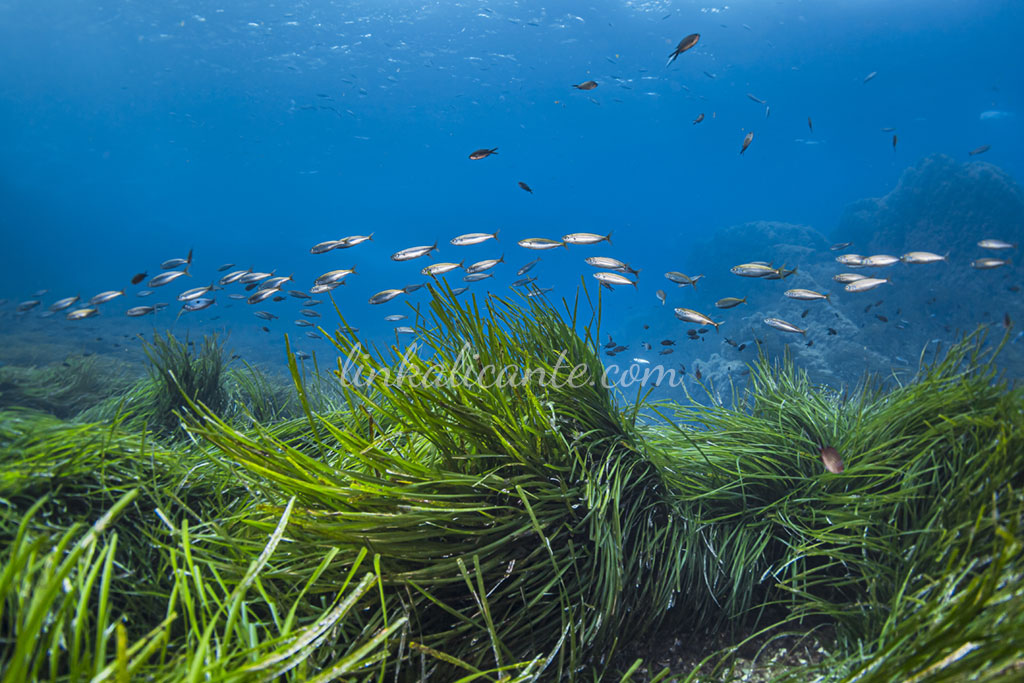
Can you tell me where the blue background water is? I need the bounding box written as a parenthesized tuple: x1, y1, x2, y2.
(1, 0, 1021, 366)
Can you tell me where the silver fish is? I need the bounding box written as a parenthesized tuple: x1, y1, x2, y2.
(310, 239, 345, 254)
(403, 283, 426, 293)
(593, 272, 636, 288)
(384, 314, 408, 321)
(260, 275, 294, 290)
(518, 238, 566, 250)
(288, 290, 312, 299)
(294, 320, 314, 327)
(136, 290, 155, 297)
(422, 262, 463, 276)
(586, 256, 640, 275)
(715, 297, 747, 309)
(302, 300, 323, 307)
(182, 297, 214, 312)
(844, 277, 890, 292)
(178, 285, 216, 302)
(310, 283, 343, 294)
(65, 308, 99, 320)
(238, 271, 275, 284)
(89, 290, 125, 305)
(830, 242, 853, 251)
(254, 311, 278, 320)
(369, 289, 405, 305)
(656, 289, 666, 305)
(466, 255, 504, 274)
(971, 258, 1011, 269)
(339, 233, 374, 247)
(674, 307, 721, 331)
(516, 256, 542, 275)
(219, 269, 252, 285)
(392, 242, 438, 261)
(835, 254, 864, 266)
(900, 251, 947, 264)
(217, 263, 235, 271)
(977, 239, 1016, 250)
(149, 269, 190, 287)
(463, 272, 493, 282)
(161, 249, 193, 270)
(730, 263, 776, 277)
(248, 288, 280, 304)
(314, 267, 357, 286)
(562, 231, 612, 245)
(395, 326, 415, 334)
(451, 286, 470, 296)
(763, 317, 806, 334)
(833, 273, 867, 283)
(784, 288, 830, 301)
(526, 286, 555, 297)
(16, 300, 41, 312)
(300, 309, 321, 318)
(228, 293, 247, 299)
(126, 305, 157, 317)
(450, 230, 500, 246)
(861, 254, 899, 267)
(665, 272, 703, 287)
(49, 296, 80, 312)
(511, 276, 537, 287)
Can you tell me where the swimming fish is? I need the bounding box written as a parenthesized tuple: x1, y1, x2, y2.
(970, 258, 1010, 269)
(467, 256, 504, 273)
(784, 289, 830, 301)
(562, 231, 612, 245)
(674, 307, 721, 331)
(977, 239, 1016, 250)
(126, 305, 157, 317)
(808, 116, 813, 133)
(66, 308, 99, 320)
(763, 317, 806, 334)
(463, 273, 493, 282)
(314, 267, 357, 286)
(863, 71, 877, 83)
(248, 288, 279, 304)
(469, 147, 498, 160)
(89, 290, 125, 305)
(656, 289, 666, 305)
(900, 251, 946, 264)
(833, 273, 867, 283)
(586, 257, 640, 275)
(130, 272, 147, 285)
(730, 263, 776, 277)
(217, 263, 235, 271)
(746, 93, 765, 104)
(422, 261, 464, 276)
(49, 296, 80, 312)
(593, 272, 636, 289)
(219, 268, 252, 285)
(161, 248, 193, 270)
(693, 113, 704, 124)
(665, 272, 703, 287)
(149, 269, 190, 287)
(835, 254, 864, 266)
(666, 33, 700, 65)
(177, 284, 216, 301)
(968, 144, 991, 156)
(393, 242, 439, 260)
(517, 256, 542, 275)
(518, 181, 533, 193)
(715, 297, 747, 309)
(820, 445, 844, 474)
(518, 238, 566, 250)
(369, 289, 405, 305)
(573, 80, 598, 90)
(861, 254, 900, 267)
(740, 131, 754, 154)
(450, 231, 499, 246)
(830, 242, 853, 251)
(844, 278, 890, 292)
(892, 134, 898, 151)
(254, 311, 278, 320)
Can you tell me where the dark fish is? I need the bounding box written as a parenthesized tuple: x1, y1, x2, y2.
(469, 147, 498, 160)
(1004, 313, 1012, 328)
(694, 367, 702, 380)
(801, 309, 809, 318)
(667, 33, 700, 65)
(613, 345, 628, 353)
(604, 341, 617, 349)
(807, 116, 813, 133)
(660, 340, 675, 346)
(518, 181, 533, 193)
(746, 93, 765, 104)
(969, 144, 991, 156)
(659, 348, 674, 355)
(261, 326, 270, 332)
(892, 134, 898, 151)
(827, 328, 838, 335)
(725, 338, 738, 347)
(820, 445, 844, 473)
(740, 131, 753, 154)
(876, 314, 888, 323)
(130, 272, 147, 285)
(217, 263, 235, 272)
(693, 113, 704, 124)
(573, 80, 598, 90)
(738, 343, 746, 351)
(272, 295, 286, 302)
(806, 340, 814, 347)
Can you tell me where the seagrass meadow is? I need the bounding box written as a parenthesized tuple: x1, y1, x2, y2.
(1, 287, 1023, 682)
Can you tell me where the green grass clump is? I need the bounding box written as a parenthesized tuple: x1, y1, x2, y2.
(0, 356, 135, 418)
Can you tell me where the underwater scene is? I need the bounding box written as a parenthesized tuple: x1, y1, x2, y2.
(2, 0, 1023, 680)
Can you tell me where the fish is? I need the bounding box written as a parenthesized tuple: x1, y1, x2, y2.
(395, 326, 415, 334)
(49, 296, 80, 312)
(715, 297, 747, 309)
(746, 93, 766, 104)
(261, 275, 294, 290)
(89, 290, 125, 305)
(586, 256, 640, 275)
(254, 311, 278, 320)
(969, 144, 991, 156)
(665, 272, 704, 287)
(310, 283, 341, 294)
(738, 343, 747, 351)
(294, 351, 312, 360)
(970, 258, 1011, 269)
(730, 263, 776, 277)
(65, 308, 99, 320)
(762, 265, 799, 281)
(177, 284, 216, 301)
(881, 127, 896, 132)
(392, 243, 439, 261)
(403, 283, 425, 293)
(467, 255, 504, 273)
(977, 239, 1017, 250)
(660, 340, 675, 346)
(369, 289, 405, 305)
(526, 286, 554, 297)
(763, 317, 806, 334)
(740, 131, 754, 154)
(693, 113, 704, 124)
(892, 134, 898, 151)
(338, 234, 374, 248)
(289, 290, 312, 299)
(219, 269, 252, 285)
(631, 357, 650, 365)
(422, 261, 464, 276)
(785, 288, 830, 302)
(861, 254, 900, 267)
(294, 320, 314, 327)
(900, 251, 947, 264)
(518, 181, 533, 193)
(181, 297, 214, 312)
(563, 231, 613, 245)
(302, 300, 322, 307)
(863, 71, 877, 83)
(137, 290, 154, 297)
(314, 267, 357, 286)
(248, 288, 279, 304)
(384, 314, 408, 321)
(801, 309, 810, 318)
(658, 348, 674, 355)
(161, 248, 193, 270)
(641, 342, 652, 350)
(518, 238, 566, 250)
(451, 286, 469, 296)
(217, 263, 235, 271)
(468, 147, 498, 160)
(306, 331, 321, 339)
(130, 272, 147, 285)
(844, 278, 890, 292)
(149, 269, 190, 287)
(573, 80, 598, 90)
(511, 276, 537, 287)
(463, 273, 493, 282)
(876, 314, 889, 323)
(835, 254, 864, 266)
(674, 307, 721, 331)
(517, 256, 542, 275)
(300, 309, 322, 318)
(593, 272, 636, 289)
(827, 328, 837, 335)
(238, 271, 275, 284)
(830, 242, 853, 251)
(126, 305, 157, 317)
(820, 446, 844, 473)
(666, 33, 700, 65)
(833, 273, 867, 283)
(310, 239, 346, 254)
(656, 289, 667, 305)
(808, 116, 813, 133)
(451, 231, 500, 246)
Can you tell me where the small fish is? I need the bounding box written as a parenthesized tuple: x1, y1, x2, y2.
(295, 319, 314, 327)
(656, 289, 667, 305)
(746, 93, 765, 104)
(384, 314, 408, 321)
(517, 256, 542, 275)
(827, 328, 837, 336)
(785, 288, 830, 301)
(294, 351, 312, 360)
(861, 254, 900, 267)
(217, 263, 235, 271)
(693, 113, 704, 124)
(593, 272, 637, 289)
(289, 290, 312, 299)
(261, 326, 270, 332)
(665, 271, 703, 287)
(137, 290, 155, 297)
(463, 272, 493, 282)
(694, 367, 702, 380)
(586, 257, 640, 275)
(876, 314, 889, 323)
(178, 284, 216, 301)
(845, 277, 890, 292)
(631, 357, 650, 365)
(763, 317, 806, 334)
(468, 147, 498, 160)
(149, 269, 190, 287)
(422, 261, 464, 276)
(715, 297, 747, 309)
(300, 309, 321, 318)
(248, 288, 279, 304)
(314, 267, 357, 286)
(518, 181, 533, 193)
(130, 272, 147, 285)
(573, 80, 598, 90)
(835, 254, 864, 266)
(830, 241, 853, 251)
(451, 231, 500, 246)
(971, 258, 1011, 269)
(801, 309, 810, 318)
(392, 242, 439, 261)
(892, 134, 898, 151)
(66, 308, 99, 320)
(254, 311, 278, 320)
(977, 239, 1016, 250)
(310, 239, 346, 254)
(238, 271, 274, 284)
(641, 342, 652, 350)
(306, 331, 320, 339)
(338, 234, 374, 248)
(666, 33, 700, 65)
(89, 290, 125, 305)
(526, 286, 554, 297)
(369, 289, 405, 305)
(730, 263, 776, 277)
(49, 295, 81, 312)
(395, 326, 415, 334)
(219, 268, 251, 285)
(126, 305, 156, 317)
(863, 71, 877, 83)
(562, 231, 612, 245)
(511, 276, 537, 287)
(660, 340, 675, 346)
(820, 445, 844, 473)
(310, 283, 341, 294)
(808, 116, 813, 133)
(738, 343, 746, 351)
(518, 237, 566, 250)
(658, 348, 674, 355)
(881, 127, 896, 132)
(674, 307, 721, 331)
(403, 283, 425, 293)
(467, 255, 504, 273)
(261, 275, 294, 290)
(181, 297, 214, 312)
(968, 144, 991, 156)
(451, 286, 470, 296)
(740, 131, 754, 155)
(161, 248, 193, 270)
(900, 251, 946, 264)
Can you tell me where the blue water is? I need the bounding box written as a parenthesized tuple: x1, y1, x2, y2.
(1, 0, 1022, 373)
